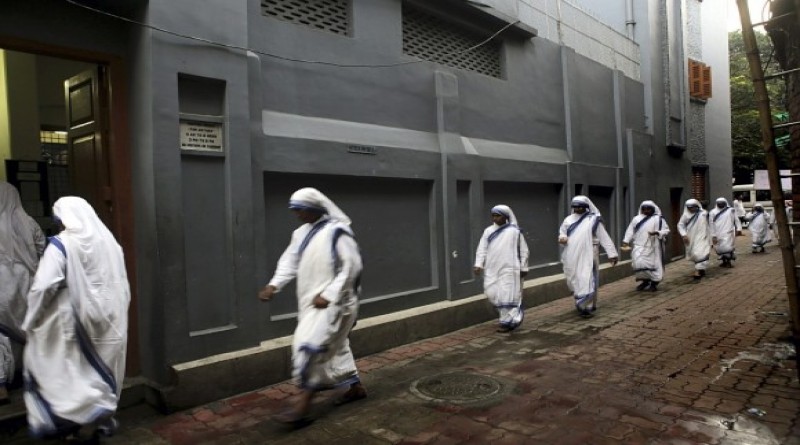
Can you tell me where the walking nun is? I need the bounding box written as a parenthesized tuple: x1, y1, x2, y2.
(677, 199, 711, 280)
(709, 197, 742, 267)
(0, 182, 45, 403)
(23, 197, 130, 442)
(744, 204, 772, 253)
(558, 196, 618, 317)
(473, 205, 530, 333)
(259, 187, 366, 426)
(622, 200, 670, 291)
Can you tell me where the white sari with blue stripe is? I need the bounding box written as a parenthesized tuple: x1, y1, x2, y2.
(269, 215, 363, 391)
(709, 199, 741, 261)
(559, 200, 618, 313)
(677, 205, 710, 270)
(474, 221, 529, 330)
(21, 197, 129, 437)
(745, 210, 772, 248)
(623, 203, 670, 283)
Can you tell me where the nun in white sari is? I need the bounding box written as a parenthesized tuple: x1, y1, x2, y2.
(22, 197, 129, 440)
(0, 182, 45, 402)
(259, 187, 365, 425)
(558, 196, 618, 317)
(744, 204, 772, 253)
(622, 200, 670, 291)
(709, 197, 742, 268)
(473, 205, 529, 333)
(677, 199, 710, 279)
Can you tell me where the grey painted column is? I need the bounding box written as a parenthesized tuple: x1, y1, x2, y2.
(613, 70, 625, 243)
(434, 70, 465, 300)
(561, 46, 575, 206)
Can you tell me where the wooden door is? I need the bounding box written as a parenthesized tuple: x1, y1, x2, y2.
(65, 67, 112, 224)
(670, 188, 684, 260)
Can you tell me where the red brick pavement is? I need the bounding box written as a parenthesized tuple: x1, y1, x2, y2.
(4, 236, 799, 444)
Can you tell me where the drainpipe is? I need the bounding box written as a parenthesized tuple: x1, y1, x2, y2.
(625, 0, 636, 39)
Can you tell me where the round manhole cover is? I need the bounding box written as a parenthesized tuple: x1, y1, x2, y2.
(410, 372, 503, 403)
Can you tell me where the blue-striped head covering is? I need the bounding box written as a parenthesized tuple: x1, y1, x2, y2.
(288, 187, 351, 224)
(570, 196, 600, 216)
(490, 204, 518, 226)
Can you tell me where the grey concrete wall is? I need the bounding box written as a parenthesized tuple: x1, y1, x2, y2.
(701, 1, 733, 202)
(0, 0, 730, 402)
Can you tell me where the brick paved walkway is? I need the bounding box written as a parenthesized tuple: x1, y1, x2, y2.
(4, 236, 800, 444)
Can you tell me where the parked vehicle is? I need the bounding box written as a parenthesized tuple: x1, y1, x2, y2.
(732, 184, 773, 214)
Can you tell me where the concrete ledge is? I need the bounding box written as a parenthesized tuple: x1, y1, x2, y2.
(161, 261, 632, 411)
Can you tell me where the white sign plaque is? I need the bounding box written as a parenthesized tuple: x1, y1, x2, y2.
(753, 169, 790, 190)
(180, 121, 223, 152)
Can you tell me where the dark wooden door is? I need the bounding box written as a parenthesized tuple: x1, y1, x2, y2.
(670, 188, 684, 260)
(65, 67, 112, 224)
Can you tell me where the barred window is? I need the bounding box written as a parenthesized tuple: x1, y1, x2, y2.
(402, 3, 502, 78)
(691, 166, 708, 202)
(261, 0, 350, 36)
(40, 130, 68, 166)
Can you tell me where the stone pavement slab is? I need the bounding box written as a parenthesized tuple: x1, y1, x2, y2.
(2, 236, 798, 444)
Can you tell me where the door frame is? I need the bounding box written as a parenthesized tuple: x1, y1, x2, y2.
(0, 35, 139, 375)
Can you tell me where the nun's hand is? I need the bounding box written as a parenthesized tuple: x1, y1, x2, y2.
(473, 267, 483, 276)
(259, 285, 277, 302)
(558, 236, 568, 245)
(609, 257, 618, 266)
(313, 294, 330, 309)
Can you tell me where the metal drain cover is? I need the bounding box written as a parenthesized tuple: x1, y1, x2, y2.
(410, 372, 503, 403)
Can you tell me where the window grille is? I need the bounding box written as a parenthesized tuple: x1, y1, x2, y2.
(691, 167, 707, 202)
(402, 3, 502, 78)
(40, 131, 68, 166)
(261, 0, 349, 36)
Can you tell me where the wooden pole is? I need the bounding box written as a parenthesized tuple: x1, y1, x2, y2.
(736, 0, 800, 379)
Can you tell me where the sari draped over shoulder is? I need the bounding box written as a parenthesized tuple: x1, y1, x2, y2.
(677, 199, 711, 270)
(623, 201, 670, 282)
(269, 188, 363, 390)
(474, 205, 529, 330)
(0, 183, 45, 387)
(559, 196, 618, 313)
(22, 197, 129, 437)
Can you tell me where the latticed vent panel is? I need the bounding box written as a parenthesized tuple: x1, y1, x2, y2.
(402, 4, 502, 78)
(261, 0, 350, 36)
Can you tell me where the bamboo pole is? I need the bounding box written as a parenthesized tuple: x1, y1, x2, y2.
(736, 0, 800, 379)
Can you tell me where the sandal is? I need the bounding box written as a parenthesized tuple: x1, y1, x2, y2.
(333, 387, 367, 406)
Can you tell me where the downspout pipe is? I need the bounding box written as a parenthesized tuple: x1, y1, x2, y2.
(625, 0, 636, 39)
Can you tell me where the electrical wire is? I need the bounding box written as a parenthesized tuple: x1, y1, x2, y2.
(64, 0, 520, 68)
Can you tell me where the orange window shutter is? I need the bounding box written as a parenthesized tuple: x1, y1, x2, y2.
(688, 60, 701, 98)
(701, 65, 712, 99)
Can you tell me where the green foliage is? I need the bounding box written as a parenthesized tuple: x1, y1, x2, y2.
(729, 30, 790, 183)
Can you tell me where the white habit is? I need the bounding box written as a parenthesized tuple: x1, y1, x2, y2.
(23, 197, 129, 437)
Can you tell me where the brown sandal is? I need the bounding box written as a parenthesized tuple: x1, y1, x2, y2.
(333, 387, 367, 406)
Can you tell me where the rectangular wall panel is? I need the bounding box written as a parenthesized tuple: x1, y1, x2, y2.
(263, 172, 435, 318)
(182, 156, 233, 334)
(483, 181, 562, 268)
(454, 180, 473, 283)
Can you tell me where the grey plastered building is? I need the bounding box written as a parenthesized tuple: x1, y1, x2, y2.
(0, 0, 730, 409)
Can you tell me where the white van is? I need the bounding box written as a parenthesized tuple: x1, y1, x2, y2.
(732, 184, 776, 214)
